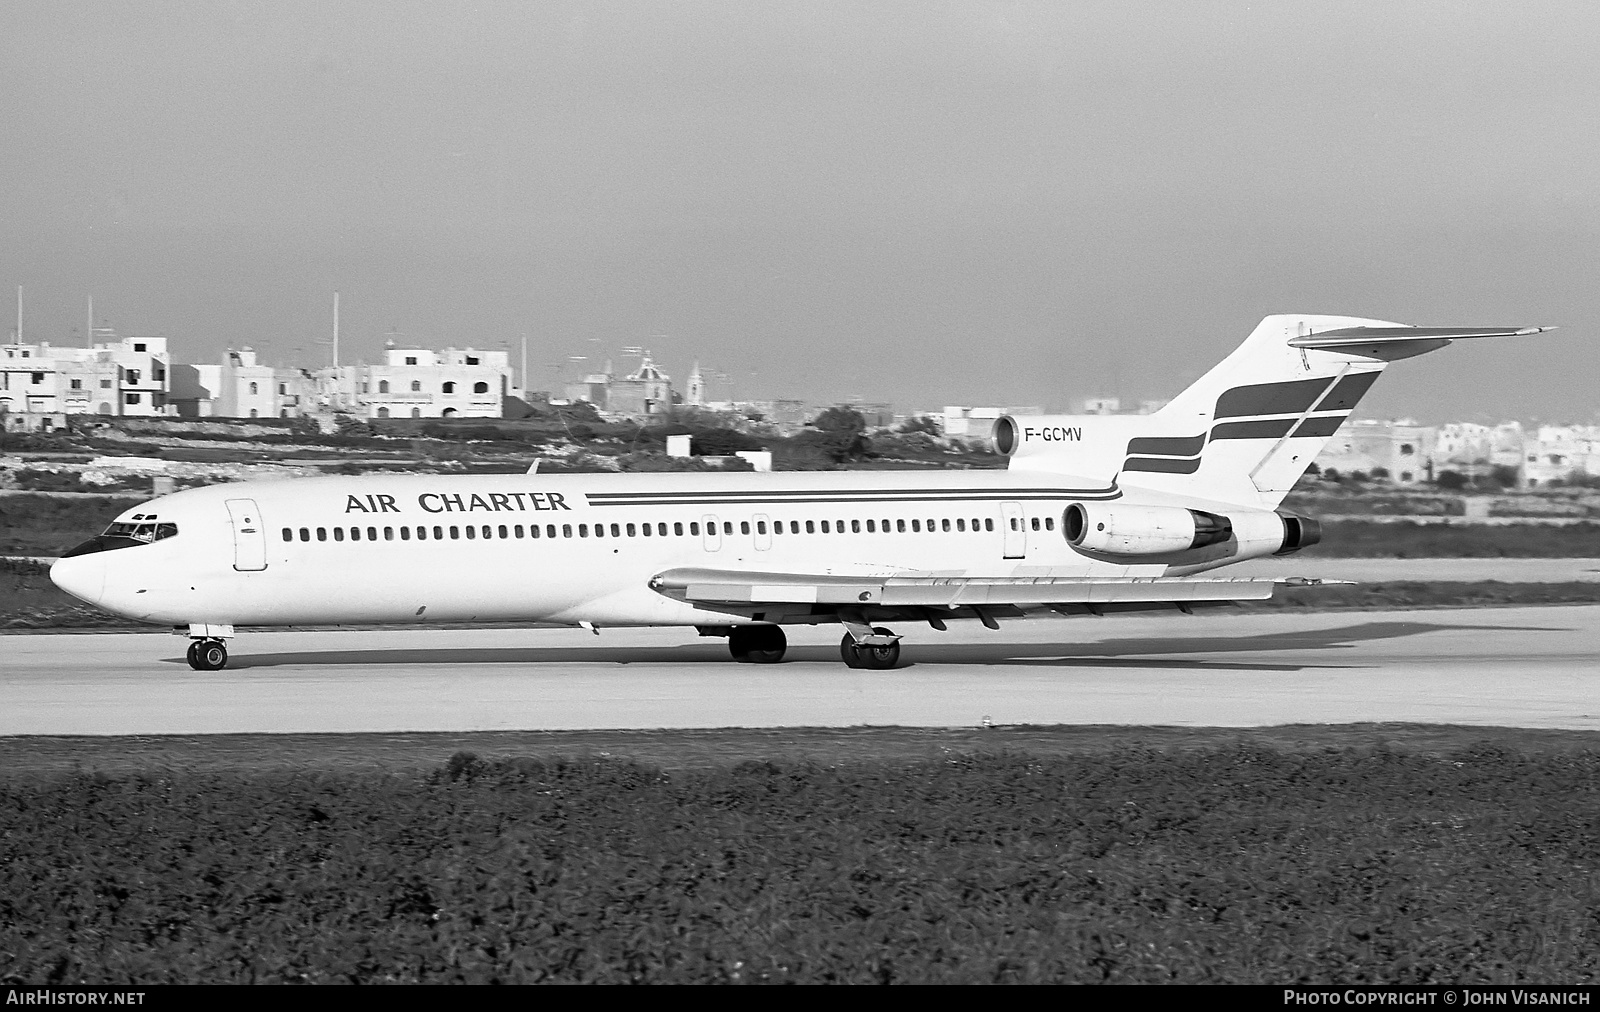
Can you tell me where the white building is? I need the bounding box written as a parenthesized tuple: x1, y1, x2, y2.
(1314, 419, 1435, 484)
(171, 348, 314, 420)
(171, 345, 519, 421)
(216, 348, 279, 419)
(363, 346, 519, 419)
(1523, 425, 1600, 487)
(1432, 421, 1528, 484)
(0, 336, 172, 419)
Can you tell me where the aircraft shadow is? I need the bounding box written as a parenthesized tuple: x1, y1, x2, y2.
(163, 619, 1564, 674)
(908, 619, 1566, 669)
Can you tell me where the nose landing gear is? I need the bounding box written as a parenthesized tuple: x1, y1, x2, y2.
(181, 623, 235, 671)
(186, 638, 229, 671)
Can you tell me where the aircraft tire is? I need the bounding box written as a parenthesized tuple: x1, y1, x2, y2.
(859, 628, 901, 670)
(839, 634, 864, 668)
(185, 640, 202, 670)
(746, 627, 787, 664)
(730, 625, 787, 664)
(192, 640, 228, 672)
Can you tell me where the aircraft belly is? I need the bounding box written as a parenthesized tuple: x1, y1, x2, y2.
(151, 552, 600, 626)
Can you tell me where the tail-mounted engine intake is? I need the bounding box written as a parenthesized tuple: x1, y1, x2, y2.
(990, 413, 1149, 477)
(1064, 503, 1321, 559)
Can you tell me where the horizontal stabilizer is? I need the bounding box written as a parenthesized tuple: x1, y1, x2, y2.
(1288, 325, 1550, 352)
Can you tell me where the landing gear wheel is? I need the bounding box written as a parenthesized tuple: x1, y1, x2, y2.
(189, 639, 228, 671)
(840, 634, 864, 668)
(730, 626, 787, 664)
(840, 628, 900, 670)
(860, 628, 900, 670)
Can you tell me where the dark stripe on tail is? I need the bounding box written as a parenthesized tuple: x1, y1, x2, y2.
(1126, 433, 1207, 456)
(1121, 456, 1202, 474)
(1213, 378, 1329, 419)
(1210, 415, 1349, 441)
(1313, 372, 1380, 412)
(1210, 418, 1294, 440)
(1292, 415, 1348, 438)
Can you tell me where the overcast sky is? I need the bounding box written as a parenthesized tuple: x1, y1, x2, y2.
(3, 1, 1596, 422)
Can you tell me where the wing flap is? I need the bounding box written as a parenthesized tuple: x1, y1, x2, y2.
(652, 567, 1278, 608)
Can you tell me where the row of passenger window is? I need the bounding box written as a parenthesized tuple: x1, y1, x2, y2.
(281, 514, 1050, 544)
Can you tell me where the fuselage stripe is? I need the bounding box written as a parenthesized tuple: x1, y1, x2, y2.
(585, 485, 1117, 499)
(586, 491, 1123, 506)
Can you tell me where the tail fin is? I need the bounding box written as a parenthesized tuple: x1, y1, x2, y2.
(1111, 314, 1545, 508)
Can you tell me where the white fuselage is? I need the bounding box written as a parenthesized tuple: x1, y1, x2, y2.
(49, 469, 1263, 630)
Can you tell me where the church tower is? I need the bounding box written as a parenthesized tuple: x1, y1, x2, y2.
(687, 360, 705, 406)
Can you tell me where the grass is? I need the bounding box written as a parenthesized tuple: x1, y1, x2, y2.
(2, 740, 1595, 984)
(1303, 521, 1600, 558)
(1251, 580, 1600, 610)
(0, 494, 144, 557)
(0, 558, 128, 629)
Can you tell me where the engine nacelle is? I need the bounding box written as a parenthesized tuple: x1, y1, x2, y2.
(991, 414, 1150, 477)
(993, 415, 1098, 456)
(1064, 503, 1233, 556)
(1065, 503, 1322, 559)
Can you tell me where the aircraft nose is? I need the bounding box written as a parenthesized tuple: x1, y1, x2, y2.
(50, 555, 106, 606)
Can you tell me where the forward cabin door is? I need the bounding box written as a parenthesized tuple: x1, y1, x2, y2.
(753, 513, 772, 551)
(225, 498, 268, 571)
(1001, 501, 1027, 559)
(701, 514, 722, 552)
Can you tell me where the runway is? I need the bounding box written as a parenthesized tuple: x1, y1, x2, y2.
(1230, 557, 1600, 582)
(4, 605, 1598, 736)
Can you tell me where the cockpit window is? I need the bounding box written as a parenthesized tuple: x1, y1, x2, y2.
(102, 521, 179, 543)
(60, 521, 179, 558)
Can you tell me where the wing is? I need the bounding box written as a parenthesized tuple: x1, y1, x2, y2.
(649, 566, 1281, 617)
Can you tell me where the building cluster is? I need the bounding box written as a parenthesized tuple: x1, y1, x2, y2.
(1, 334, 521, 428)
(562, 355, 674, 417)
(1, 336, 173, 427)
(8, 334, 1594, 487)
(1317, 419, 1600, 488)
(0, 335, 887, 435)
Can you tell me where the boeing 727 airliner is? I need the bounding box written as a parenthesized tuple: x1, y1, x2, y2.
(50, 314, 1546, 670)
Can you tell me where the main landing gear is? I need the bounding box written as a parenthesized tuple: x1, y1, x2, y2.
(187, 639, 228, 671)
(729, 625, 787, 664)
(840, 628, 900, 670)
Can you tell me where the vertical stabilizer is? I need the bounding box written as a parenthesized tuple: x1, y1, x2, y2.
(1106, 315, 1546, 509)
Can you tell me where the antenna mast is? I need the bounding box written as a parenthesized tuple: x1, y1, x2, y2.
(333, 291, 340, 368)
(14, 286, 20, 345)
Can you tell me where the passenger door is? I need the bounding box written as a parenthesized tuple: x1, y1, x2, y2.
(753, 512, 772, 552)
(224, 498, 268, 572)
(701, 514, 722, 552)
(1001, 501, 1027, 559)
